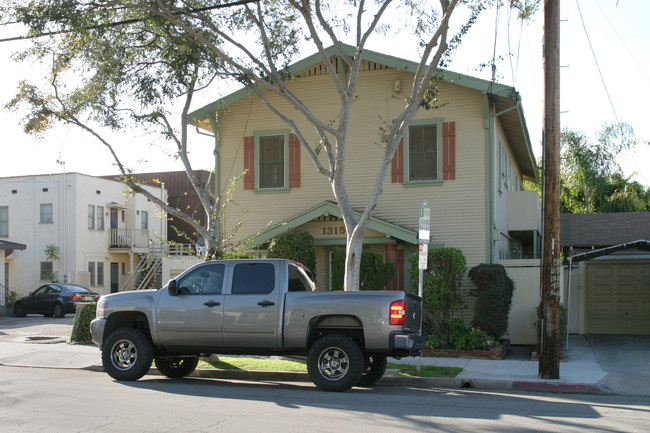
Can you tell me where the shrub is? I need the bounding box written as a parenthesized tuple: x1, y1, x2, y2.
(69, 303, 97, 344)
(408, 247, 467, 335)
(330, 247, 395, 291)
(267, 229, 316, 276)
(426, 318, 497, 351)
(4, 290, 17, 309)
(468, 264, 515, 340)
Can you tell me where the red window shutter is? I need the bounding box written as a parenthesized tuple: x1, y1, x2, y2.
(243, 136, 255, 190)
(443, 121, 456, 180)
(289, 133, 301, 188)
(391, 138, 404, 183)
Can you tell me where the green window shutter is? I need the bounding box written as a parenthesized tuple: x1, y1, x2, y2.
(243, 136, 255, 190)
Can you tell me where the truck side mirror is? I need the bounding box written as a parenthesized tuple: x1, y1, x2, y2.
(168, 279, 179, 296)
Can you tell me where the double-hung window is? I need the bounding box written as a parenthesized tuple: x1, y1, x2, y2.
(88, 205, 95, 229)
(0, 206, 8, 237)
(257, 131, 288, 190)
(406, 119, 443, 183)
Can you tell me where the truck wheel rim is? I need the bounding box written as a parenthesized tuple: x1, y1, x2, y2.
(111, 339, 137, 370)
(318, 348, 349, 381)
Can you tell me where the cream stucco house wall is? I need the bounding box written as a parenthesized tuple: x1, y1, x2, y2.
(0, 173, 166, 298)
(190, 45, 540, 302)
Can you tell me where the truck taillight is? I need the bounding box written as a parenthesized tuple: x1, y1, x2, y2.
(389, 300, 406, 325)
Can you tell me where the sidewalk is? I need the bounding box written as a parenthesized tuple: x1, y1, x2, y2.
(0, 335, 627, 395)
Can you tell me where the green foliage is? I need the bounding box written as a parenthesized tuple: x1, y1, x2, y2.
(4, 290, 18, 309)
(267, 229, 316, 276)
(69, 303, 97, 344)
(44, 244, 60, 261)
(43, 271, 59, 283)
(330, 247, 395, 291)
(468, 264, 515, 340)
(426, 318, 498, 351)
(408, 247, 467, 335)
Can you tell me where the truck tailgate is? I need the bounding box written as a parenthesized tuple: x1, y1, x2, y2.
(404, 292, 422, 334)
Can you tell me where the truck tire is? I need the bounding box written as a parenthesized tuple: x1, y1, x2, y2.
(102, 328, 154, 381)
(154, 356, 199, 378)
(357, 355, 388, 387)
(307, 334, 364, 392)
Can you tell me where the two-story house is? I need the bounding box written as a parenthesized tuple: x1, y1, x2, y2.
(0, 173, 166, 299)
(189, 45, 541, 299)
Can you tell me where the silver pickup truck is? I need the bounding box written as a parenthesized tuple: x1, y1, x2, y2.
(91, 258, 424, 391)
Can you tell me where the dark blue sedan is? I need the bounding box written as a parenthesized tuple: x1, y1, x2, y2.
(13, 284, 99, 318)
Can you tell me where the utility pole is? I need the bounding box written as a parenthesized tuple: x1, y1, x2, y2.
(539, 0, 561, 379)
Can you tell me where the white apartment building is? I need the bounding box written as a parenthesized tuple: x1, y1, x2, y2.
(0, 173, 167, 299)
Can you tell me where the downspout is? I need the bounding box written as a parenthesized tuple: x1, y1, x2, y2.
(207, 114, 221, 246)
(483, 94, 494, 263)
(566, 256, 573, 350)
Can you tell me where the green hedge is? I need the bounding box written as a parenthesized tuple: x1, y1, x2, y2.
(330, 247, 395, 291)
(267, 229, 316, 276)
(468, 264, 515, 340)
(69, 303, 97, 344)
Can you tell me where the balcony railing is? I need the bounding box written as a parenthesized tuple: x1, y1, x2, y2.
(109, 228, 150, 249)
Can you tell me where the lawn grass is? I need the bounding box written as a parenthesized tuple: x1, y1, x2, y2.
(197, 357, 461, 378)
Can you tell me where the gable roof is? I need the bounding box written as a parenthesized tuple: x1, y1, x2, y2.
(248, 200, 419, 247)
(189, 43, 536, 179)
(560, 212, 650, 247)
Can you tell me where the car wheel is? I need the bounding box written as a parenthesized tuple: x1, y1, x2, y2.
(307, 334, 364, 392)
(102, 328, 154, 381)
(356, 355, 388, 387)
(154, 356, 199, 378)
(52, 303, 65, 318)
(13, 303, 26, 318)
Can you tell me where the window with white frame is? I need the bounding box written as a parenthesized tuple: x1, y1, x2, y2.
(97, 262, 104, 286)
(140, 211, 148, 230)
(40, 203, 53, 223)
(97, 206, 104, 230)
(406, 120, 443, 182)
(0, 206, 8, 237)
(88, 262, 96, 286)
(88, 205, 95, 229)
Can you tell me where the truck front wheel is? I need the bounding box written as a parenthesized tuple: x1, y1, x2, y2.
(102, 328, 154, 381)
(307, 334, 364, 392)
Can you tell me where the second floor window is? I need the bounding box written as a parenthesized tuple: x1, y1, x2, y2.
(140, 211, 148, 230)
(258, 134, 285, 189)
(40, 204, 53, 223)
(88, 205, 95, 229)
(408, 123, 439, 181)
(97, 206, 104, 230)
(0, 206, 8, 237)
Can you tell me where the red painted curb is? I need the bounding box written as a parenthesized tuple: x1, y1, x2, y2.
(513, 381, 601, 394)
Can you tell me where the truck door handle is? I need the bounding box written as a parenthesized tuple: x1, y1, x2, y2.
(204, 301, 221, 307)
(257, 301, 275, 307)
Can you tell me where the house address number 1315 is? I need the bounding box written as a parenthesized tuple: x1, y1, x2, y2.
(322, 225, 346, 236)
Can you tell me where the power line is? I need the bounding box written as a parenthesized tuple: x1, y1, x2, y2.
(575, 0, 620, 123)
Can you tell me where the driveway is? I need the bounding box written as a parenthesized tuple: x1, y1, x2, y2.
(0, 315, 74, 343)
(586, 334, 650, 395)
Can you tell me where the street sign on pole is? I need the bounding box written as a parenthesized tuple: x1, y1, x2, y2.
(418, 243, 428, 270)
(419, 201, 430, 243)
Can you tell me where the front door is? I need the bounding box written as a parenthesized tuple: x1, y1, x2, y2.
(110, 263, 119, 293)
(155, 263, 225, 348)
(222, 262, 282, 349)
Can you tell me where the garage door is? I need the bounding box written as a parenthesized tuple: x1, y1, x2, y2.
(586, 261, 650, 334)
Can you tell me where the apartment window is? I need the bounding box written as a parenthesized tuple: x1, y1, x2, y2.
(88, 205, 95, 229)
(140, 211, 148, 230)
(97, 206, 104, 230)
(88, 262, 96, 286)
(97, 262, 104, 286)
(40, 203, 53, 223)
(406, 120, 442, 182)
(40, 262, 53, 280)
(258, 133, 287, 189)
(0, 206, 8, 237)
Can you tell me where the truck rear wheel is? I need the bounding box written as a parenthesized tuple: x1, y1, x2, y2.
(307, 334, 364, 392)
(102, 328, 153, 381)
(357, 355, 388, 387)
(154, 356, 199, 378)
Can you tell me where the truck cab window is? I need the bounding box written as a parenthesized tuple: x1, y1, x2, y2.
(177, 264, 224, 294)
(232, 263, 275, 294)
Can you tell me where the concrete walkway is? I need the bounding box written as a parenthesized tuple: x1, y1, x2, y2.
(0, 315, 648, 395)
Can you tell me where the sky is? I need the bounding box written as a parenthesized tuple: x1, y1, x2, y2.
(0, 0, 649, 186)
